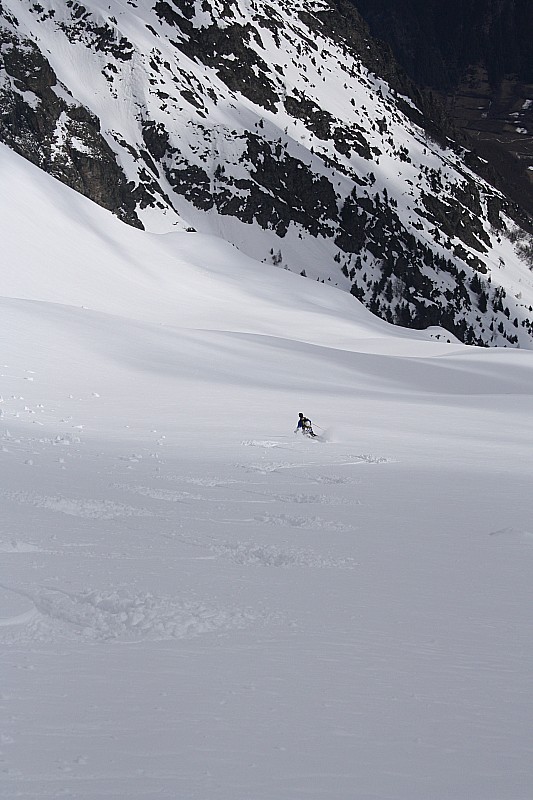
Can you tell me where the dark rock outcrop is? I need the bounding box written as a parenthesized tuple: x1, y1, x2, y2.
(351, 0, 533, 217)
(0, 28, 141, 227)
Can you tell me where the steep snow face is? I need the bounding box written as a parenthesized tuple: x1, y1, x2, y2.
(2, 145, 533, 800)
(1, 0, 533, 346)
(0, 141, 439, 347)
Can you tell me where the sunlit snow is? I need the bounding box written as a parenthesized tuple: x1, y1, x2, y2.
(1, 144, 532, 799)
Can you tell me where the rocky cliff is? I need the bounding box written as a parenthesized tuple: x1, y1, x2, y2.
(1, 0, 533, 347)
(353, 0, 533, 218)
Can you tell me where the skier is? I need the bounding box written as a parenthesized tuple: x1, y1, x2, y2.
(295, 412, 317, 437)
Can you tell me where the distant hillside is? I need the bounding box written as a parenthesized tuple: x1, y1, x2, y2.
(1, 0, 533, 347)
(352, 0, 533, 217)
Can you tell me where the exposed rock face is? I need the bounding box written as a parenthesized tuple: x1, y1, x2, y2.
(1, 0, 533, 347)
(352, 0, 533, 88)
(0, 24, 141, 226)
(352, 0, 533, 216)
(447, 66, 533, 215)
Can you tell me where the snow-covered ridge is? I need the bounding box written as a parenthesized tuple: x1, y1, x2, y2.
(1, 0, 533, 345)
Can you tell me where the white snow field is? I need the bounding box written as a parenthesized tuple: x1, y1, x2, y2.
(1, 144, 533, 799)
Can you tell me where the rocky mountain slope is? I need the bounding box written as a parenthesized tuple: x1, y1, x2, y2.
(353, 0, 533, 218)
(2, 0, 533, 346)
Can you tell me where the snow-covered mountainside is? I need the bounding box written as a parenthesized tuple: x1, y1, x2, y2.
(2, 141, 533, 800)
(1, 0, 533, 346)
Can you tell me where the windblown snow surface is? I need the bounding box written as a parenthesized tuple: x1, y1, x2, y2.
(1, 144, 532, 799)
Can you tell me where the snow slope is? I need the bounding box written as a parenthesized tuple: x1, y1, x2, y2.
(2, 0, 533, 346)
(1, 145, 533, 799)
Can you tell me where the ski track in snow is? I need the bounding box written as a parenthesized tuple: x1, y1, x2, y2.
(184, 511, 356, 532)
(308, 473, 360, 484)
(240, 440, 283, 448)
(0, 450, 363, 645)
(344, 454, 394, 464)
(0, 439, 370, 647)
(156, 474, 241, 487)
(111, 482, 203, 503)
(0, 585, 263, 644)
(0, 489, 152, 519)
(205, 540, 357, 569)
(237, 454, 392, 474)
(171, 531, 357, 570)
(112, 483, 359, 508)
(229, 512, 356, 532)
(489, 526, 533, 542)
(237, 460, 304, 474)
(254, 491, 360, 506)
(0, 539, 44, 553)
